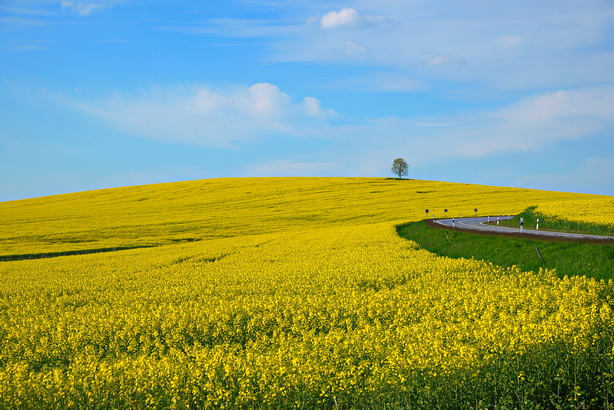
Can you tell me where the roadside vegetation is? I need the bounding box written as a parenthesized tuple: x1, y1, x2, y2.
(397, 219, 614, 281)
(500, 205, 614, 236)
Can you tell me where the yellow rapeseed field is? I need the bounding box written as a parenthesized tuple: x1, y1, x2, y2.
(0, 177, 613, 408)
(534, 197, 614, 228)
(0, 177, 596, 256)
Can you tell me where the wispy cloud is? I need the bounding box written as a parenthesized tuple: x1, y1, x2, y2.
(317, 8, 385, 30)
(64, 83, 338, 147)
(490, 88, 614, 144)
(301, 96, 338, 119)
(62, 82, 614, 169)
(3, 39, 53, 51)
(60, 1, 111, 16)
(183, 1, 614, 93)
(397, 87, 614, 162)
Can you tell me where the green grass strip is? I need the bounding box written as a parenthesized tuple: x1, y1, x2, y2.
(397, 220, 614, 281)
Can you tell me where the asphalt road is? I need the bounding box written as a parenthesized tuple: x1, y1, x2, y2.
(432, 216, 614, 242)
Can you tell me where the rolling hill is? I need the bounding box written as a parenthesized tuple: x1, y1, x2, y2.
(1, 177, 612, 409)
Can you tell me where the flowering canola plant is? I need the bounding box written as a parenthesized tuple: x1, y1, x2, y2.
(534, 197, 614, 230)
(0, 177, 613, 408)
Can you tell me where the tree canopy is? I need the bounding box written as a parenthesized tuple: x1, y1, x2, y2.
(391, 158, 408, 179)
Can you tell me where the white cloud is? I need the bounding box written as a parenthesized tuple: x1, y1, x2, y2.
(263, 1, 614, 92)
(406, 88, 614, 161)
(66, 83, 337, 147)
(157, 2, 614, 93)
(59, 81, 614, 189)
(491, 88, 614, 143)
(245, 82, 292, 116)
(448, 87, 614, 156)
(319, 8, 384, 29)
(302, 85, 614, 172)
(61, 1, 111, 16)
(301, 96, 337, 119)
(496, 89, 614, 121)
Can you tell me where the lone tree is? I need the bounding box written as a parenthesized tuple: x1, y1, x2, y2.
(391, 158, 409, 179)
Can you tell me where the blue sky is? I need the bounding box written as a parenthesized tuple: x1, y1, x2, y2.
(2, 0, 614, 201)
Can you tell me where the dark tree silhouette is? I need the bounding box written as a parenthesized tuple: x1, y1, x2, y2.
(391, 158, 409, 179)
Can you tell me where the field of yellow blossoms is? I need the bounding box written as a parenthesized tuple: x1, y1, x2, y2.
(1, 177, 613, 408)
(532, 197, 614, 233)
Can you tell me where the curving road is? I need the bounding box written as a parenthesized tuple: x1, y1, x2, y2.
(431, 216, 614, 242)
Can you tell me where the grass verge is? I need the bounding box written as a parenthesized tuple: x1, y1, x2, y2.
(397, 220, 614, 281)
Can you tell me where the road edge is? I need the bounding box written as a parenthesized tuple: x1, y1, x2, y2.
(423, 218, 614, 244)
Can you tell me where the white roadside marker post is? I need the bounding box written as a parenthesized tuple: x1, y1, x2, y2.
(520, 216, 524, 232)
(536, 219, 539, 230)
